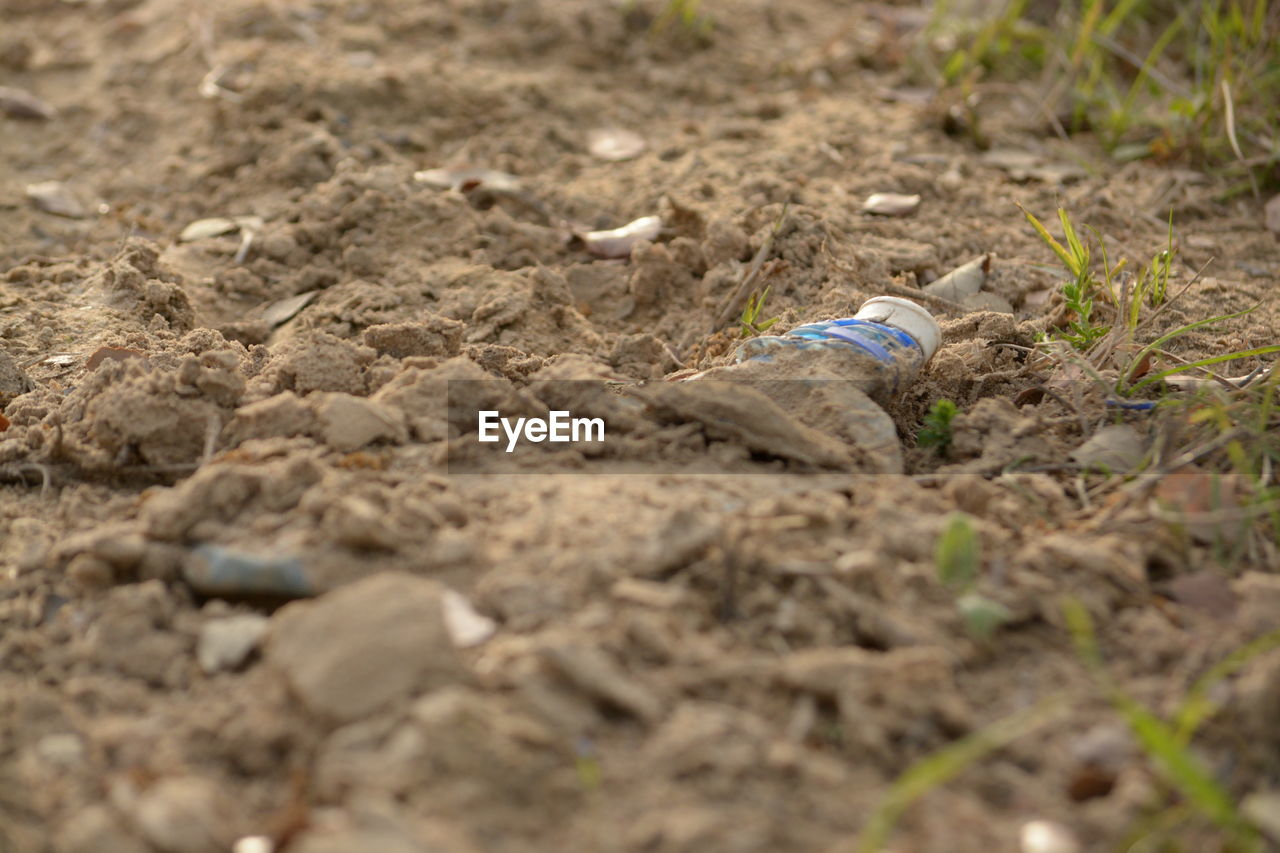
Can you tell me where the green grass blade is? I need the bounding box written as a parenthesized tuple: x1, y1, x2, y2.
(1062, 598, 1256, 842)
(1173, 627, 1280, 745)
(855, 701, 1063, 853)
(1112, 693, 1245, 834)
(1123, 305, 1260, 385)
(935, 512, 980, 587)
(1058, 208, 1089, 270)
(1017, 203, 1079, 274)
(1129, 345, 1280, 392)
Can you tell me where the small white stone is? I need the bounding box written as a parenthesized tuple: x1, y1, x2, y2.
(1020, 820, 1080, 853)
(442, 589, 496, 648)
(198, 614, 268, 674)
(35, 732, 85, 766)
(233, 836, 275, 853)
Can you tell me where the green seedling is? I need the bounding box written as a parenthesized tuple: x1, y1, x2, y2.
(935, 512, 1011, 638)
(1019, 204, 1109, 350)
(738, 285, 779, 338)
(653, 0, 713, 37)
(917, 398, 958, 454)
(1018, 204, 1280, 404)
(1062, 598, 1262, 849)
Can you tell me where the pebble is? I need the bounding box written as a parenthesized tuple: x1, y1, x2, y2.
(265, 572, 465, 722)
(442, 589, 496, 648)
(197, 614, 268, 674)
(35, 732, 85, 766)
(131, 776, 238, 853)
(0, 85, 55, 119)
(1019, 820, 1080, 853)
(26, 180, 87, 219)
(312, 392, 407, 452)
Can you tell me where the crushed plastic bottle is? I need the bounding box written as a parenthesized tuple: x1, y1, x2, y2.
(732, 296, 940, 400)
(681, 296, 941, 473)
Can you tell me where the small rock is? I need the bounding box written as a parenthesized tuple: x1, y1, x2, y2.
(66, 553, 115, 590)
(540, 644, 664, 725)
(55, 804, 148, 853)
(326, 495, 401, 551)
(312, 392, 407, 452)
(1243, 790, 1280, 841)
(132, 776, 239, 853)
(923, 254, 989, 301)
(223, 392, 319, 445)
(0, 85, 55, 119)
(197, 614, 268, 674)
(1020, 820, 1080, 853)
(35, 732, 85, 766)
(0, 348, 33, 404)
(586, 127, 646, 161)
(862, 192, 921, 216)
(1163, 571, 1237, 620)
(442, 589, 496, 648)
(1266, 193, 1280, 236)
(178, 216, 263, 243)
(26, 180, 87, 219)
(1071, 424, 1145, 473)
(362, 317, 465, 359)
(265, 572, 465, 722)
(290, 829, 433, 853)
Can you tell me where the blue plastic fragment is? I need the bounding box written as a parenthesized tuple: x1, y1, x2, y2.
(184, 543, 315, 599)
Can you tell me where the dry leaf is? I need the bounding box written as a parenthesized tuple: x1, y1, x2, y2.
(587, 128, 646, 161)
(413, 167, 521, 193)
(260, 290, 320, 327)
(179, 216, 263, 242)
(0, 413, 9, 433)
(862, 192, 921, 216)
(1024, 288, 1055, 309)
(1151, 466, 1244, 543)
(1265, 193, 1280, 236)
(86, 346, 151, 372)
(1070, 424, 1145, 472)
(0, 86, 56, 120)
(26, 181, 87, 219)
(923, 254, 990, 301)
(579, 215, 662, 259)
(1163, 571, 1237, 620)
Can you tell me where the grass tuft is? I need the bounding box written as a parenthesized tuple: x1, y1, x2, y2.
(927, 0, 1280, 188)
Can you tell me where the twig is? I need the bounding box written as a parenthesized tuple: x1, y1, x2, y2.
(711, 205, 789, 333)
(878, 280, 970, 314)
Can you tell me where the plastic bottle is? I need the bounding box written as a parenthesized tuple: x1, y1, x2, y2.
(680, 297, 941, 472)
(715, 296, 940, 398)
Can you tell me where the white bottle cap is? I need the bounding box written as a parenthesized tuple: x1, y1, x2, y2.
(853, 297, 941, 362)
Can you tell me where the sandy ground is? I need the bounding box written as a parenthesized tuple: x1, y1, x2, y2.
(3, 1, 1280, 851)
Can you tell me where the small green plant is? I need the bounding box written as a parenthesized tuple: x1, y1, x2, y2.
(1018, 204, 1280, 401)
(917, 399, 959, 453)
(935, 512, 1011, 639)
(1018, 203, 1110, 349)
(653, 0, 713, 37)
(856, 700, 1063, 853)
(738, 285, 779, 338)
